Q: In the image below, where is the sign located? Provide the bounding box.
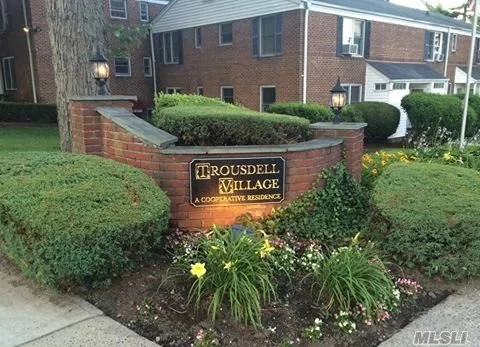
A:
[190,157,285,207]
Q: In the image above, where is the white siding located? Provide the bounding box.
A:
[388,88,410,139]
[152,0,302,33]
[364,65,390,103]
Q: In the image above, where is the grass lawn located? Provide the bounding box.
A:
[0,126,60,152]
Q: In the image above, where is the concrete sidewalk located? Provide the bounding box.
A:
[379,281,480,347]
[0,256,157,347]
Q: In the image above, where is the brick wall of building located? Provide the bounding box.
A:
[0,0,164,107]
[155,10,303,111]
[69,97,366,230]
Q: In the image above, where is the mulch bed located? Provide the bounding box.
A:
[83,250,451,347]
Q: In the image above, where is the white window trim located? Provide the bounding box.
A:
[258,15,282,57]
[195,27,202,49]
[392,82,407,90]
[2,56,16,91]
[374,83,387,91]
[220,86,234,102]
[341,84,362,104]
[166,87,182,94]
[259,85,276,112]
[143,57,152,77]
[219,23,233,46]
[452,34,458,53]
[343,17,366,58]
[114,56,131,77]
[162,32,180,65]
[109,0,128,20]
[196,86,204,95]
[139,2,149,22]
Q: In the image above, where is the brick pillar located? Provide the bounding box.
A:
[69,96,137,155]
[310,122,367,181]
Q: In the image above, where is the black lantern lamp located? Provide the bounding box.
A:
[330,77,347,124]
[90,50,110,96]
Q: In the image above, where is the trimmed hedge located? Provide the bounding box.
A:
[0,153,170,288]
[267,102,334,123]
[0,102,57,123]
[371,162,480,279]
[155,92,233,112]
[342,102,400,141]
[401,92,478,138]
[153,105,311,146]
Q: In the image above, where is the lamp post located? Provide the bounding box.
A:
[330,77,347,124]
[90,50,110,96]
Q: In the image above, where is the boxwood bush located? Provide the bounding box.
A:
[155,92,232,112]
[0,102,57,123]
[370,162,480,279]
[153,105,311,146]
[401,92,478,138]
[0,152,170,288]
[342,102,400,142]
[267,102,334,123]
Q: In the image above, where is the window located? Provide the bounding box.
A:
[393,83,407,90]
[0,0,8,31]
[341,84,362,104]
[342,18,365,57]
[260,86,276,111]
[451,34,458,52]
[162,31,181,64]
[434,82,445,89]
[375,83,387,91]
[110,0,127,19]
[425,31,445,61]
[166,87,182,94]
[195,27,202,48]
[253,14,282,57]
[114,56,131,76]
[219,23,233,46]
[139,2,149,22]
[221,87,234,104]
[2,57,16,90]
[143,57,152,77]
[197,86,204,96]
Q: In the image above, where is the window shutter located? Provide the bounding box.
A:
[252,18,259,57]
[178,31,184,64]
[476,38,480,64]
[364,21,372,59]
[424,31,432,61]
[336,16,344,57]
[442,32,448,56]
[157,34,164,64]
[275,13,283,54]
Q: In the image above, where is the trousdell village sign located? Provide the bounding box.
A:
[190,157,285,207]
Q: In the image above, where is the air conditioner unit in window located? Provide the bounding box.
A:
[434,52,445,62]
[343,44,359,56]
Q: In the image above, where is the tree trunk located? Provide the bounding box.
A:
[45,0,106,152]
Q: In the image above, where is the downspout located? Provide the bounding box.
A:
[443,27,451,82]
[150,30,158,96]
[302,0,311,104]
[21,0,37,103]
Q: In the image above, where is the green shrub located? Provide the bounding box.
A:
[401,92,478,139]
[371,162,480,279]
[0,102,57,123]
[309,239,397,320]
[173,226,276,328]
[0,152,170,288]
[154,92,232,112]
[153,105,310,146]
[342,102,400,142]
[244,164,369,245]
[267,102,334,123]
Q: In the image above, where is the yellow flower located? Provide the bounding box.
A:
[400,156,409,163]
[381,160,387,167]
[443,152,454,161]
[223,261,233,271]
[211,245,219,251]
[372,169,378,175]
[259,239,275,258]
[190,263,206,278]
[362,163,369,169]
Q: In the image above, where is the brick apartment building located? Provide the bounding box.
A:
[0,0,167,108]
[151,0,480,138]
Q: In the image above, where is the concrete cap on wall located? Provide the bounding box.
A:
[310,122,368,130]
[69,95,138,102]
